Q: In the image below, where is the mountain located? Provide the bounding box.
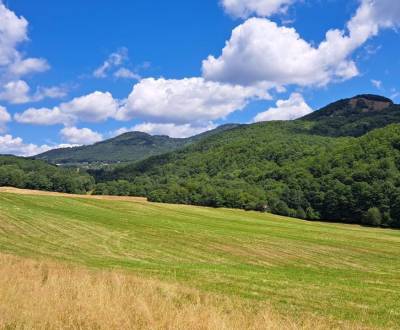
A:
[35,94,400,166]
[301,94,400,137]
[35,124,241,166]
[90,95,400,228]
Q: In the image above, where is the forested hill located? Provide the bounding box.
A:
[301,94,400,137]
[91,114,400,228]
[35,124,240,166]
[35,94,400,167]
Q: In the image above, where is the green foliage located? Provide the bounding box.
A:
[363,208,382,226]
[0,156,94,194]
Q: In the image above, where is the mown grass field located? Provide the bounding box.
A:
[0,188,399,329]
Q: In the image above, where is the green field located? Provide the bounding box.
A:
[1,191,399,328]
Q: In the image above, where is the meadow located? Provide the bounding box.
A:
[0,188,399,329]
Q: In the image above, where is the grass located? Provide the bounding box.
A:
[0,253,343,330]
[0,189,399,328]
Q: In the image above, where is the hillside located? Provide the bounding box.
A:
[35,124,240,166]
[302,94,400,137]
[92,118,400,228]
[0,189,399,328]
[0,155,94,193]
[34,95,400,166]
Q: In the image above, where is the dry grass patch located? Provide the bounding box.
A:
[0,254,365,330]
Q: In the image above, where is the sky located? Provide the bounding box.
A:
[0,0,399,156]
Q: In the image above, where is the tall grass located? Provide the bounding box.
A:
[0,254,364,330]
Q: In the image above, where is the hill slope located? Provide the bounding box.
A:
[92,120,400,228]
[34,94,400,165]
[0,190,399,328]
[35,124,240,166]
[302,94,400,137]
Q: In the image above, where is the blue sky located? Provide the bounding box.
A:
[0,0,399,155]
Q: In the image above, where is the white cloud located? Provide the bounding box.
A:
[0,1,28,67]
[93,48,128,78]
[8,57,49,76]
[0,2,62,105]
[221,0,295,18]
[0,105,11,132]
[114,67,141,80]
[115,122,216,138]
[253,92,312,122]
[0,80,68,104]
[0,2,49,76]
[0,80,31,103]
[16,79,268,129]
[59,91,119,122]
[60,126,103,145]
[202,18,358,87]
[15,91,119,125]
[371,79,382,90]
[14,107,73,126]
[0,134,52,156]
[55,143,80,149]
[117,77,270,124]
[203,0,400,88]
[34,86,68,100]
[0,105,11,122]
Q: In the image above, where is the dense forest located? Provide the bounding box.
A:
[0,156,94,194]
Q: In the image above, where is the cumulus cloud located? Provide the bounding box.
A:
[115,122,216,138]
[0,1,29,67]
[0,2,66,105]
[0,80,31,103]
[59,91,119,122]
[117,77,270,124]
[0,134,52,156]
[0,105,11,132]
[221,0,295,18]
[16,77,268,129]
[14,107,73,126]
[0,2,49,75]
[1,82,68,105]
[15,91,119,125]
[60,126,103,145]
[202,18,357,86]
[203,0,400,88]
[8,57,49,77]
[253,92,312,122]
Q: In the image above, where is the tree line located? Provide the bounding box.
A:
[0,156,94,194]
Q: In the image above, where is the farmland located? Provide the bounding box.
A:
[0,188,399,329]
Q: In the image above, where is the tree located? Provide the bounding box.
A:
[363,208,382,226]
